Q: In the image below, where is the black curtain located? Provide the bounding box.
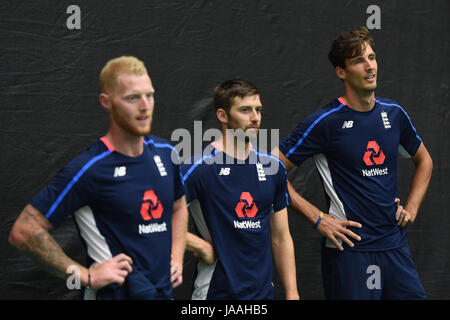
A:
[0,0,448,299]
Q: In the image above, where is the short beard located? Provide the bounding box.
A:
[111,104,152,137]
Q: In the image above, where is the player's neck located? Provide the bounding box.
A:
[342,87,375,112]
[217,134,251,160]
[104,127,144,157]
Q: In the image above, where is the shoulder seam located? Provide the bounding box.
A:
[45,150,112,219]
[145,139,175,150]
[181,151,216,184]
[285,103,345,157]
[377,101,422,142]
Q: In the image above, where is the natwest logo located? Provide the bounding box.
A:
[235,192,258,218]
[363,140,385,166]
[140,189,164,220]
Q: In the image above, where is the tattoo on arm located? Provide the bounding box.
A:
[14,205,77,279]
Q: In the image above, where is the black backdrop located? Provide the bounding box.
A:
[0,0,448,300]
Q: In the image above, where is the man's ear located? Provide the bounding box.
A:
[336,66,346,80]
[216,108,228,125]
[99,93,112,111]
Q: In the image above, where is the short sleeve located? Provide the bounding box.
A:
[272,160,290,212]
[279,111,329,166]
[398,107,422,157]
[30,158,93,226]
[180,162,200,205]
[173,162,185,201]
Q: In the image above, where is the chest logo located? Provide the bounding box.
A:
[256,162,266,181]
[342,120,354,129]
[363,140,386,166]
[114,166,126,177]
[381,112,391,129]
[219,167,231,176]
[154,155,167,176]
[235,192,258,218]
[139,189,164,220]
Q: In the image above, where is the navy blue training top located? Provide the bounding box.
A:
[31,135,184,299]
[279,96,422,251]
[181,142,290,299]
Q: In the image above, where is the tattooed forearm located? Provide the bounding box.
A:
[25,230,74,279]
[10,205,79,280]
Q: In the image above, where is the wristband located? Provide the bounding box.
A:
[314,211,324,228]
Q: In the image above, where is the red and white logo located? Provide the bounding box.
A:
[235,192,258,218]
[139,189,164,220]
[363,140,385,166]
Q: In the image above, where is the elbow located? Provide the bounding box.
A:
[9,220,34,251]
[271,234,291,250]
[423,148,434,174]
[429,156,434,174]
[271,234,280,249]
[424,154,434,180]
[9,223,25,249]
[9,204,50,251]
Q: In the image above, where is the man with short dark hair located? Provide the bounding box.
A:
[273,27,433,299]
[182,79,299,300]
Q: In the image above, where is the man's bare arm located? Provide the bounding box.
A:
[186,232,216,265]
[9,204,84,280]
[397,142,433,227]
[270,208,299,300]
[171,195,189,288]
[9,204,133,289]
[272,147,362,251]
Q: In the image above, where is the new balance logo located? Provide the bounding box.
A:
[381,112,391,129]
[114,166,126,177]
[154,156,167,176]
[342,120,354,129]
[219,167,230,176]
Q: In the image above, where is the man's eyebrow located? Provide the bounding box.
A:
[238,105,263,108]
[124,90,155,96]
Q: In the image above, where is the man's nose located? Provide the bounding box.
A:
[365,58,375,70]
[249,108,259,122]
[139,95,153,111]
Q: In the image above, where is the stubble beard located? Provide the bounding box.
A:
[111,103,152,137]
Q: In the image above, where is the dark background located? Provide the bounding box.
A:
[0,0,448,300]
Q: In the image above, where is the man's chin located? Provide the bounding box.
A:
[364,82,377,91]
[138,127,152,137]
[245,128,259,135]
[244,130,258,143]
[129,125,152,137]
[136,120,152,136]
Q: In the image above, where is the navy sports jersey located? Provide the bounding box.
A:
[279,97,422,251]
[180,142,290,300]
[30,135,184,299]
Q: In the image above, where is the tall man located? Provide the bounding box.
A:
[9,56,188,299]
[181,79,299,300]
[273,27,433,299]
